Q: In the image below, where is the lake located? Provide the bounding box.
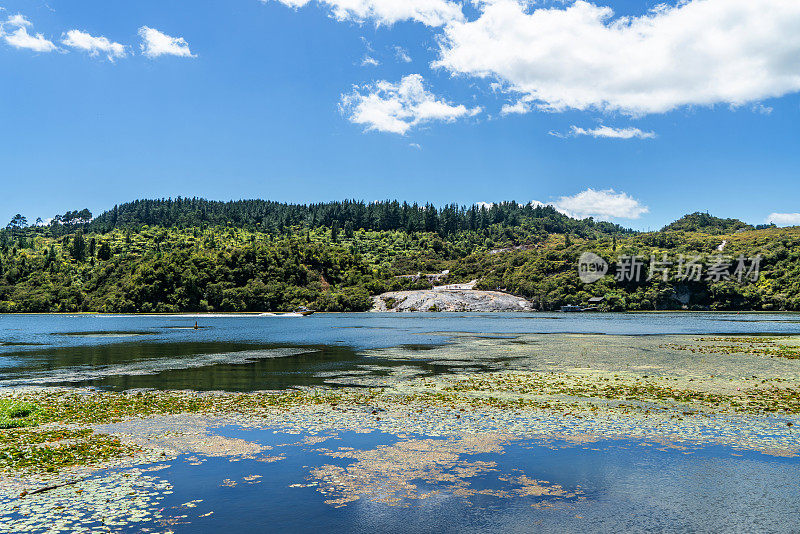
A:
[2,312,799,391]
[2,312,799,533]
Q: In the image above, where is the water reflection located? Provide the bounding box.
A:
[2,312,799,391]
[148,429,800,533]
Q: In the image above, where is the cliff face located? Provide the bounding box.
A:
[371,289,534,312]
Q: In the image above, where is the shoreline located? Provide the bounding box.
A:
[2,310,800,316]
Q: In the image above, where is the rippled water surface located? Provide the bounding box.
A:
[3,313,800,533]
[155,429,799,534]
[9,427,798,534]
[1,312,799,390]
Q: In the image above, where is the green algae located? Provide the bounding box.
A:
[0,400,39,429]
[0,428,136,473]
[661,335,800,359]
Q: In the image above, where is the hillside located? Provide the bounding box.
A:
[1,200,799,312]
[661,212,754,234]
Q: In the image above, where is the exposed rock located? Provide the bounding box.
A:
[371,289,534,312]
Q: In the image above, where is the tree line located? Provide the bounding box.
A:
[76,198,630,237]
[1,199,797,313]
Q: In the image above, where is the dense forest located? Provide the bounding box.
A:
[84,198,630,237]
[1,200,798,312]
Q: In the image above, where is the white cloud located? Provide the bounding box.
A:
[340,73,481,135]
[1,14,57,52]
[4,14,30,28]
[766,213,800,227]
[550,125,656,139]
[268,0,464,27]
[475,197,645,220]
[500,100,531,115]
[62,30,126,61]
[409,142,422,150]
[361,55,380,67]
[138,26,195,58]
[434,0,800,115]
[394,46,412,63]
[552,189,649,220]
[752,103,773,115]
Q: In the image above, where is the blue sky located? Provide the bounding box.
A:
[1,0,799,230]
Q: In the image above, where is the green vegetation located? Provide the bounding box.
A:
[0,427,132,473]
[0,400,39,429]
[1,199,800,312]
[661,212,754,234]
[661,336,800,359]
[85,198,629,236]
[1,369,798,473]
[440,372,800,414]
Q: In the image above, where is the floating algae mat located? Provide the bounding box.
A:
[2,312,800,532]
[3,426,799,533]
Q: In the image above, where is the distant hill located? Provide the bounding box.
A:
[662,212,754,234]
[85,198,631,237]
[2,198,799,313]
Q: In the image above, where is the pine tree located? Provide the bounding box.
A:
[71,232,86,261]
[97,242,112,261]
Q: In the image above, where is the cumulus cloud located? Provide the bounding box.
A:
[138,26,195,58]
[434,0,800,115]
[550,125,656,139]
[500,100,531,115]
[339,73,481,135]
[268,0,464,27]
[0,14,57,52]
[552,189,648,219]
[766,213,800,227]
[62,30,126,61]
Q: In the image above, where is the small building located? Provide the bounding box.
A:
[587,296,605,305]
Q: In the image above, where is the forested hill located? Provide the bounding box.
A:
[661,212,763,234]
[1,198,799,313]
[88,198,631,237]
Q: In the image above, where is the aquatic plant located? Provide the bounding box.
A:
[0,400,39,429]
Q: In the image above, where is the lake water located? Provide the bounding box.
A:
[152,429,800,534]
[1,312,799,391]
[2,313,800,533]
[5,426,800,533]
